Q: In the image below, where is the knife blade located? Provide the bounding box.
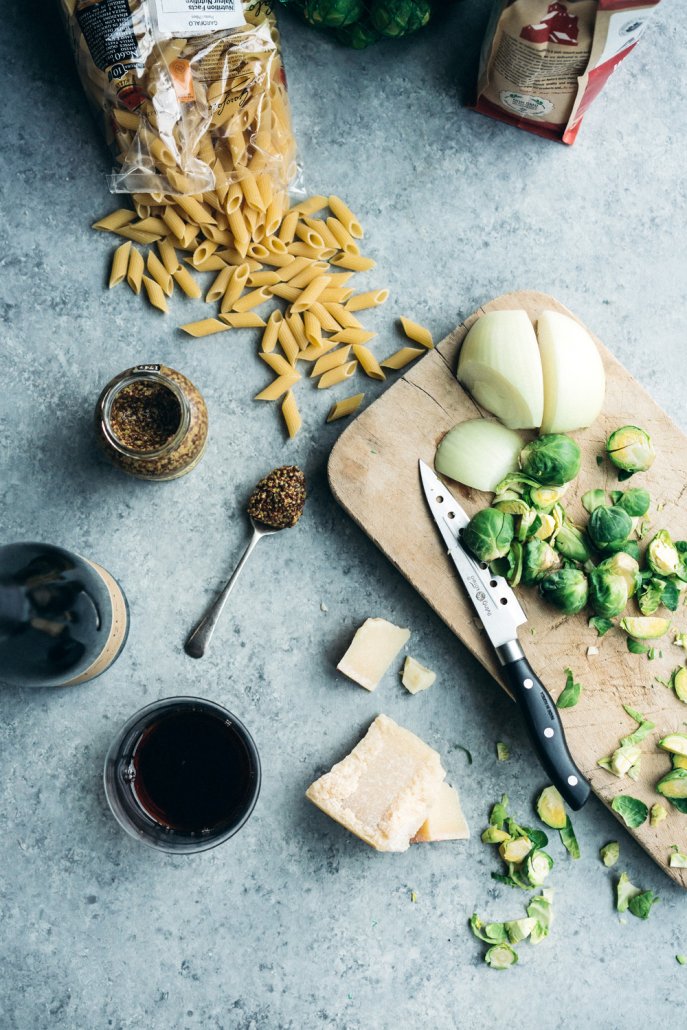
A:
[419,460,590,811]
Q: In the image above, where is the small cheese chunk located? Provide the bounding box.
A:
[401,656,436,694]
[337,617,410,691]
[412,782,470,843]
[306,714,445,852]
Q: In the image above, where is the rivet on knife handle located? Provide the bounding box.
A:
[497,642,590,811]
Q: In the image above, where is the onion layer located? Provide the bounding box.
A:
[435,419,524,493]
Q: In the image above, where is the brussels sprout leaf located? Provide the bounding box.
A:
[616,871,641,912]
[496,741,510,762]
[611,794,649,828]
[589,616,614,636]
[556,667,581,709]
[559,817,580,859]
[628,890,660,920]
[600,842,619,867]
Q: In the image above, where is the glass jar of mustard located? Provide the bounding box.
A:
[95,365,208,481]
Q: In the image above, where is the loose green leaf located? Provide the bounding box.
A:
[663,581,681,612]
[557,667,581,709]
[677,955,687,965]
[650,804,667,827]
[669,849,687,868]
[456,744,473,765]
[527,890,553,944]
[489,794,509,828]
[469,914,508,944]
[496,741,510,762]
[627,638,649,655]
[504,917,537,944]
[611,795,649,828]
[620,705,655,746]
[485,943,518,969]
[628,890,660,920]
[616,871,642,912]
[582,489,606,514]
[600,842,619,867]
[521,826,549,850]
[559,817,580,859]
[589,616,614,637]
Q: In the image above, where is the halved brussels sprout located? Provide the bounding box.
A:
[588,505,633,552]
[647,530,680,577]
[530,483,570,509]
[481,826,511,844]
[538,568,588,614]
[658,734,687,757]
[534,513,556,540]
[620,616,671,640]
[673,667,687,704]
[588,568,629,619]
[504,917,537,944]
[520,435,581,486]
[554,521,591,563]
[521,538,560,586]
[536,785,567,829]
[494,493,530,516]
[649,803,667,827]
[499,836,532,864]
[600,842,619,867]
[597,552,641,598]
[526,850,553,886]
[462,508,515,563]
[607,425,656,477]
[485,943,518,969]
[656,768,687,800]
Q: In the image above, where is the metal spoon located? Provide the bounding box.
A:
[184,517,277,659]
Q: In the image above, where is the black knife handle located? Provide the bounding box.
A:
[501,655,590,811]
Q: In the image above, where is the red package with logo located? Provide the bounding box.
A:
[474,1,662,144]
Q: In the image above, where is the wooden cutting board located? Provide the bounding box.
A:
[328,290,687,886]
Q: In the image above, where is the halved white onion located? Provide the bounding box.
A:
[457,310,544,430]
[537,311,605,434]
[435,419,524,492]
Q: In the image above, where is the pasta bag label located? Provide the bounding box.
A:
[169,58,196,102]
[474,0,662,144]
[151,0,245,36]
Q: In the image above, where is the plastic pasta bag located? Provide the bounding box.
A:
[474,0,662,144]
[59,0,298,199]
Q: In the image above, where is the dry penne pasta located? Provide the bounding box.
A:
[185,255,227,273]
[162,206,186,239]
[126,247,144,294]
[157,238,179,276]
[352,344,385,381]
[292,275,331,314]
[297,340,338,362]
[219,313,267,328]
[331,253,376,272]
[326,393,365,423]
[380,346,425,370]
[261,250,297,268]
[255,372,300,401]
[399,317,434,349]
[278,320,300,364]
[286,311,309,351]
[309,302,342,332]
[288,263,329,290]
[311,347,351,378]
[328,196,363,239]
[281,390,301,439]
[270,283,300,302]
[345,289,389,312]
[192,240,218,266]
[117,227,161,245]
[146,251,173,296]
[303,217,340,251]
[324,303,363,330]
[295,223,325,250]
[261,310,283,353]
[319,288,354,303]
[317,361,357,389]
[292,195,328,217]
[277,209,299,244]
[288,242,333,261]
[221,264,250,311]
[247,271,281,288]
[261,352,294,377]
[206,266,233,304]
[176,196,215,226]
[326,217,359,253]
[180,318,232,337]
[93,209,136,232]
[329,328,376,345]
[133,217,169,236]
[109,241,131,288]
[142,275,168,313]
[233,287,272,312]
[173,266,202,299]
[303,310,322,348]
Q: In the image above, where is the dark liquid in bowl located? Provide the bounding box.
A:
[132,710,252,832]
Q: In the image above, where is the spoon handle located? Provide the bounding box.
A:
[184,528,262,659]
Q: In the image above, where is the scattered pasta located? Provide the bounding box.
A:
[399,317,434,349]
[281,391,302,439]
[380,346,425,370]
[326,393,365,423]
[109,242,131,289]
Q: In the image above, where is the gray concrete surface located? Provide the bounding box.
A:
[1,1,686,1027]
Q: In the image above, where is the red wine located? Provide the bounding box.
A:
[132,709,252,832]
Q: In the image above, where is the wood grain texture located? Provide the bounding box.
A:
[328,290,687,886]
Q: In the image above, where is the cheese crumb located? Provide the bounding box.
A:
[401,656,436,694]
[305,714,445,852]
[587,646,599,657]
[337,617,410,691]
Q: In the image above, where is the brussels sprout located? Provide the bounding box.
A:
[462,508,514,563]
[598,743,642,778]
[304,0,365,26]
[493,491,530,516]
[538,568,588,614]
[611,794,648,828]
[489,794,509,828]
[520,435,581,486]
[485,943,518,969]
[554,521,591,563]
[499,836,532,864]
[588,505,633,552]
[536,785,566,829]
[620,615,671,640]
[600,841,619,867]
[481,826,511,844]
[656,769,687,812]
[596,552,641,599]
[527,890,553,944]
[504,917,537,944]
[581,489,606,514]
[588,568,628,619]
[608,539,641,562]
[534,513,556,539]
[647,529,680,576]
[516,508,542,542]
[612,488,651,517]
[649,804,667,827]
[530,483,570,509]
[336,18,382,46]
[521,538,560,586]
[370,0,431,37]
[525,850,553,885]
[674,754,687,770]
[607,425,656,478]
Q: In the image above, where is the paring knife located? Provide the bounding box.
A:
[419,460,590,811]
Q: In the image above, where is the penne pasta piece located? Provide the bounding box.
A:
[326,217,359,253]
[255,371,300,401]
[291,275,331,314]
[261,250,298,268]
[232,286,272,311]
[92,209,136,232]
[239,170,266,211]
[277,320,300,365]
[279,256,316,283]
[185,255,227,272]
[109,241,131,288]
[260,352,294,376]
[265,235,289,256]
[345,289,389,312]
[399,316,434,349]
[303,310,322,348]
[116,227,161,245]
[331,253,376,272]
[219,312,267,328]
[261,310,283,353]
[288,263,329,290]
[216,247,253,266]
[225,182,243,214]
[297,339,337,362]
[247,270,281,287]
[380,346,424,370]
[302,217,340,250]
[112,108,139,131]
[291,195,328,217]
[309,301,342,333]
[277,208,299,245]
[330,328,376,345]
[132,217,169,236]
[269,283,300,302]
[142,275,168,313]
[326,393,365,423]
[317,361,357,389]
[146,251,173,296]
[173,265,202,299]
[311,346,351,378]
[176,195,216,225]
[285,311,309,350]
[264,196,283,237]
[319,287,354,304]
[352,344,385,381]
[158,238,179,275]
[325,272,354,286]
[247,243,270,261]
[192,239,218,266]
[200,225,233,245]
[287,242,329,261]
[328,195,363,238]
[281,390,301,439]
[126,247,144,294]
[221,263,250,311]
[295,222,325,250]
[180,318,232,337]
[324,302,363,330]
[162,206,187,239]
[206,265,233,303]
[257,172,274,212]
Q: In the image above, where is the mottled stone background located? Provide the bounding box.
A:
[1,1,686,1027]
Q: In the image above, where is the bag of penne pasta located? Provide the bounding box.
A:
[59,0,297,198]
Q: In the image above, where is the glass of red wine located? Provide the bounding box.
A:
[104,697,261,852]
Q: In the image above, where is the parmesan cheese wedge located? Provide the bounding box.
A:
[412,781,470,843]
[401,656,436,694]
[337,617,410,691]
[306,714,446,852]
